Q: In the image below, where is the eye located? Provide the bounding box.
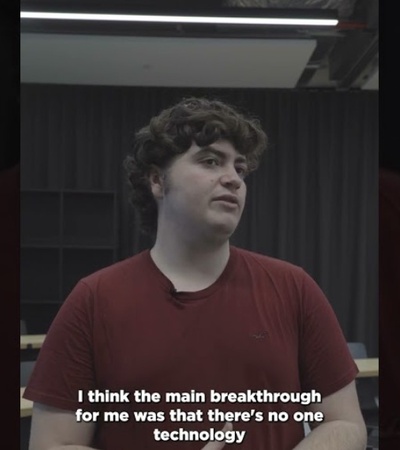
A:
[203,158,220,167]
[236,166,249,179]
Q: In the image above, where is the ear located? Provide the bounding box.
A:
[148,166,165,200]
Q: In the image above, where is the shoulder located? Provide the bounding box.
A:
[78,250,148,291]
[44,252,151,343]
[231,246,328,307]
[232,246,305,279]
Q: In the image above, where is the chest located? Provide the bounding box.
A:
[95,285,302,393]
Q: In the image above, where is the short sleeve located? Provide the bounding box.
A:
[23,281,97,411]
[298,270,359,398]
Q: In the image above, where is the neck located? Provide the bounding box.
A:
[150,226,231,291]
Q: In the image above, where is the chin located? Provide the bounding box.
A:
[209,220,238,238]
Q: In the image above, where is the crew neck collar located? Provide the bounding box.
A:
[141,245,239,301]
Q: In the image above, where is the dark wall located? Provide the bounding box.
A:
[20,84,379,356]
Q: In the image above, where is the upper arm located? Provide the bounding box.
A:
[29,402,96,450]
[306,381,366,432]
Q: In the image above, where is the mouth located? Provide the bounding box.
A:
[213,195,239,206]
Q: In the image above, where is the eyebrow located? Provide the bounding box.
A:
[196,146,248,165]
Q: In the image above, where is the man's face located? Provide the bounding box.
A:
[153,140,248,241]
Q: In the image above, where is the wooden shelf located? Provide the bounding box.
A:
[21,243,60,249]
[21,300,61,305]
[61,244,116,249]
[62,189,115,194]
[21,189,118,333]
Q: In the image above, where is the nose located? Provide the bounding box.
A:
[219,166,243,190]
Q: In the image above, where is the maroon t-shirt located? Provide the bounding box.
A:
[24,246,358,450]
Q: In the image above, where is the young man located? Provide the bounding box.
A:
[24,98,367,449]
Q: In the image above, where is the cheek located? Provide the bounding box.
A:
[240,184,247,200]
[173,173,214,204]
[186,173,216,193]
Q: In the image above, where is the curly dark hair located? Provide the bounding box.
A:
[123,97,268,236]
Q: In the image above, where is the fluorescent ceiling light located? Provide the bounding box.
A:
[20,12,338,27]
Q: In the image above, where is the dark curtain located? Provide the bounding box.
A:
[20,84,378,356]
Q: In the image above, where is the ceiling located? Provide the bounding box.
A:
[20,0,379,90]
